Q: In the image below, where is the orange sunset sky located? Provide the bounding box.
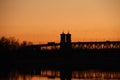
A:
[0,0,120,44]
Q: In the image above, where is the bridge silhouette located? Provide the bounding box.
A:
[1,32,120,80]
[29,32,120,51]
[22,32,120,70]
[17,32,120,80]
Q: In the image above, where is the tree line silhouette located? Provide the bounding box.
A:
[0,36,32,52]
[0,36,34,69]
[0,36,59,69]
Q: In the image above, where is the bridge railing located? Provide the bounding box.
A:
[30,41,120,51]
[72,41,120,49]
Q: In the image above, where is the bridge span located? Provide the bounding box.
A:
[30,41,120,50]
[27,32,120,51]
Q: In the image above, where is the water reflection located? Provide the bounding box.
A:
[9,70,60,80]
[8,70,120,80]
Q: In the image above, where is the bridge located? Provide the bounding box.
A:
[30,41,120,50]
[29,32,120,51]
[12,32,120,80]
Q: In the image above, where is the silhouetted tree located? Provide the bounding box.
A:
[0,37,10,51]
[0,36,20,52]
[8,37,20,51]
[20,41,32,47]
[21,41,27,47]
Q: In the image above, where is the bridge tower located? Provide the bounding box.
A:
[66,32,72,49]
[60,32,66,50]
[66,32,71,43]
[60,32,66,43]
[60,32,72,50]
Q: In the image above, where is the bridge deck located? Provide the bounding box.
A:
[30,41,120,50]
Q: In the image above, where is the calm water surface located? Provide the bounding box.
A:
[4,70,120,80]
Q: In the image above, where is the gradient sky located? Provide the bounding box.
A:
[0,0,120,44]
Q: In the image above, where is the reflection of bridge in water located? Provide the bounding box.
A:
[34,70,120,79]
[10,70,120,80]
[30,32,120,50]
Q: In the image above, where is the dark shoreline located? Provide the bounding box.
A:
[0,48,120,74]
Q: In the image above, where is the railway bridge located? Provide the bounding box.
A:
[29,32,120,51]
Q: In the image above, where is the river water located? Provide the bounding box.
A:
[1,69,120,80]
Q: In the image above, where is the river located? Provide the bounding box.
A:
[1,69,120,80]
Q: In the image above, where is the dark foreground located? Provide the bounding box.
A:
[1,48,120,71]
[0,49,120,80]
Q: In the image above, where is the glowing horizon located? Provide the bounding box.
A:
[0,0,120,44]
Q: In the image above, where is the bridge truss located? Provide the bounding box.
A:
[72,41,120,49]
[31,41,120,50]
